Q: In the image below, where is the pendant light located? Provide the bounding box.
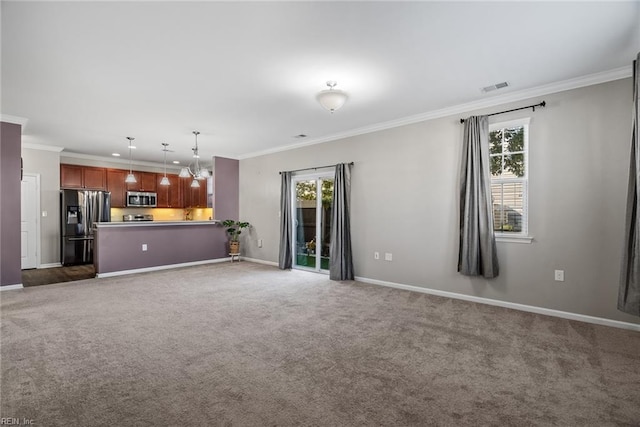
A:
[317,80,348,113]
[125,137,137,183]
[160,143,170,186]
[179,131,209,188]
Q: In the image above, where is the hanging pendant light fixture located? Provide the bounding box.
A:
[317,80,348,113]
[179,131,209,188]
[160,143,170,186]
[125,137,137,183]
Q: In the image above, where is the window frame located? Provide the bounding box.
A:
[489,117,533,244]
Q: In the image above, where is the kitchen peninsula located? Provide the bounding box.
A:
[93,156,239,277]
[94,220,229,277]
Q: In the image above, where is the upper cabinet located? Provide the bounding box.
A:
[182,177,209,208]
[156,174,182,208]
[60,164,106,190]
[125,171,157,192]
[106,169,127,208]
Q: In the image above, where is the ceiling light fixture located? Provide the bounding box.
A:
[178,131,209,188]
[160,143,170,186]
[316,80,348,113]
[125,137,137,184]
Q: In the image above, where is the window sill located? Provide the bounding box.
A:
[495,235,533,244]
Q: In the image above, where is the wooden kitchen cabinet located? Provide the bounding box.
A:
[156,174,182,208]
[182,177,208,208]
[106,169,127,208]
[61,164,106,190]
[125,171,158,192]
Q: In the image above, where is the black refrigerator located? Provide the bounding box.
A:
[60,189,111,265]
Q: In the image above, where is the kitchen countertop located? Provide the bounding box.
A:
[95,220,221,228]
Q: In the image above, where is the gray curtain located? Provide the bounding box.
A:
[458,115,499,279]
[330,163,354,280]
[278,172,293,269]
[619,53,640,316]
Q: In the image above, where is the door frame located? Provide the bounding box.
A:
[291,171,333,274]
[21,173,42,269]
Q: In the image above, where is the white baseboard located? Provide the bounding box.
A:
[242,257,279,267]
[39,262,62,269]
[355,276,640,332]
[0,284,24,291]
[96,258,231,278]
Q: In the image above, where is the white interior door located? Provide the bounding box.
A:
[21,174,39,269]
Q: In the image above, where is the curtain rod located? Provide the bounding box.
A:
[459,101,546,124]
[279,162,354,175]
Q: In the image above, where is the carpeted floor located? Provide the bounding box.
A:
[1,262,639,426]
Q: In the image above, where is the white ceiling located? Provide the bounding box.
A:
[2,1,639,167]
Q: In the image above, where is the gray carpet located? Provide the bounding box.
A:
[1,262,639,426]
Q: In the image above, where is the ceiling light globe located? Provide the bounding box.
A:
[190,179,201,188]
[125,173,137,183]
[317,89,348,113]
[160,176,170,186]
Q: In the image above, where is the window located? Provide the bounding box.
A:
[489,118,530,242]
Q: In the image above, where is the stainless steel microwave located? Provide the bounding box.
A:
[126,191,157,208]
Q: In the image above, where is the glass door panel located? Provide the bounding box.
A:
[293,175,334,272]
[294,180,317,269]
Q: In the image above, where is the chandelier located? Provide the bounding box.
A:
[179,131,209,188]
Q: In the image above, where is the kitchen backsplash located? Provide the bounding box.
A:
[111,207,214,222]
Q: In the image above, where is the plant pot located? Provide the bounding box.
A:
[229,241,240,254]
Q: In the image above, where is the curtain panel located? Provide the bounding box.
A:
[278,172,293,269]
[619,53,640,316]
[458,115,499,279]
[330,163,354,280]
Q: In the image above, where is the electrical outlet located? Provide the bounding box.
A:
[142,244,148,252]
[258,239,263,248]
[554,270,564,281]
[374,251,380,260]
[385,253,393,261]
[42,211,48,217]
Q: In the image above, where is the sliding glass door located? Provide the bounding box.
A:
[293,173,334,272]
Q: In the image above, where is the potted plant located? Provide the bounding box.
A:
[221,220,251,254]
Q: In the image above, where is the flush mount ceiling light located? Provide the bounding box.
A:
[160,143,170,186]
[316,80,348,113]
[178,131,210,188]
[125,137,137,184]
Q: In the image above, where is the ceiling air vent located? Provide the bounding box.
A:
[482,81,509,93]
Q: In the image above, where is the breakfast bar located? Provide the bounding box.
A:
[94,220,228,277]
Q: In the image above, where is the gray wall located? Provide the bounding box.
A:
[1,122,22,286]
[21,147,61,265]
[239,78,640,325]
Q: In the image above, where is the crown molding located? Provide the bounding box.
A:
[238,65,632,160]
[22,142,64,152]
[0,114,28,127]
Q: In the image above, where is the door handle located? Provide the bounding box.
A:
[68,237,94,241]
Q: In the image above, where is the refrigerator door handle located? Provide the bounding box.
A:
[68,237,94,241]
